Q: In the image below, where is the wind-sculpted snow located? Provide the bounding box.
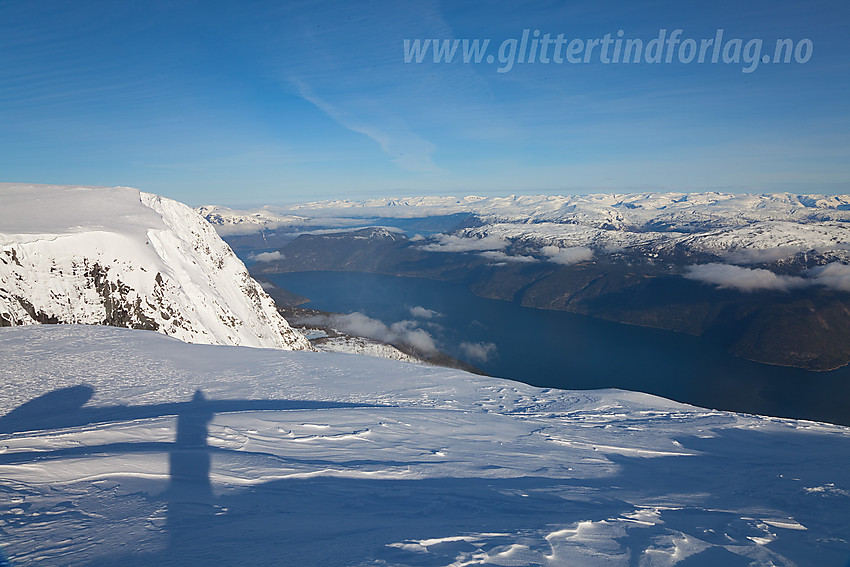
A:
[1,325,848,566]
[0,184,310,350]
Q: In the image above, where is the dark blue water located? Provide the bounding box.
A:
[268,271,850,425]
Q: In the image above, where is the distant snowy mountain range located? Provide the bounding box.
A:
[0,184,310,350]
[199,192,850,269]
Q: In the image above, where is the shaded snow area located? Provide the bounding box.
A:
[1,326,848,566]
[0,184,309,350]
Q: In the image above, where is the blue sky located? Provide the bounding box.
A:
[1,0,848,206]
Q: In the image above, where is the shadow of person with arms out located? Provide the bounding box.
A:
[0,385,384,563]
[166,390,216,552]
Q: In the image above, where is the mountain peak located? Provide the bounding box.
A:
[0,184,310,350]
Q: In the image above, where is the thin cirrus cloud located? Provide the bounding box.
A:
[263,0,502,176]
[268,2,447,174]
[293,81,439,173]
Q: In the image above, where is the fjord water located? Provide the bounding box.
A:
[268,271,850,425]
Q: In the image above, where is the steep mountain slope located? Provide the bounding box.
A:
[1,325,848,566]
[0,184,309,350]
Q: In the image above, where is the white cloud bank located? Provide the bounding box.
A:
[480,250,537,263]
[421,234,508,253]
[252,251,284,262]
[808,262,850,292]
[459,341,497,363]
[421,237,593,266]
[409,306,442,319]
[541,245,594,265]
[299,312,437,354]
[685,262,850,292]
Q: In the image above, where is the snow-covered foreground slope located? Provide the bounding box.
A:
[1,325,848,566]
[0,184,309,350]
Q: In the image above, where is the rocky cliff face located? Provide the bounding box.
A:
[0,184,310,351]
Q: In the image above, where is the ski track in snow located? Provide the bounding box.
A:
[1,325,849,566]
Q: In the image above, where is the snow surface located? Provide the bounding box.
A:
[1,325,848,566]
[0,184,309,350]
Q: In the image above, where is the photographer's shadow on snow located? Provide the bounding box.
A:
[167,390,214,501]
[3,386,850,567]
[0,384,368,436]
[0,385,379,559]
[0,385,217,553]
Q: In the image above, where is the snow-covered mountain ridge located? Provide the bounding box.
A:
[204,191,850,229]
[201,192,850,266]
[288,192,850,228]
[0,184,310,350]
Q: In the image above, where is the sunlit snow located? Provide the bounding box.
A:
[1,325,848,566]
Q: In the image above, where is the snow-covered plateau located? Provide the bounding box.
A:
[0,184,309,350]
[1,324,849,566]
